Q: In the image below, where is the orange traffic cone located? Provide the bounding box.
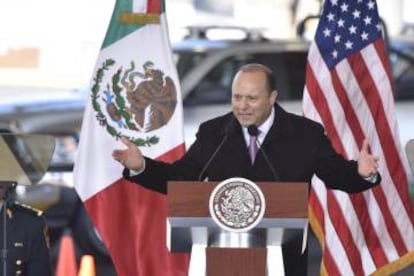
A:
[78,254,96,276]
[55,230,78,276]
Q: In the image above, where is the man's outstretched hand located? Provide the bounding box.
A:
[112,137,145,172]
[357,139,379,178]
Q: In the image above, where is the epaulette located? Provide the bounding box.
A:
[11,201,43,217]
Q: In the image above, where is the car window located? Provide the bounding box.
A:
[182,51,308,106]
[175,51,208,79]
[183,56,238,106]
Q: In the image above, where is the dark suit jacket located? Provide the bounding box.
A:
[125,104,379,194]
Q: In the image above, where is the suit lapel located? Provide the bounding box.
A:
[262,104,294,147]
[225,116,251,166]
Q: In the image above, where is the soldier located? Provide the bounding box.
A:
[0,184,52,276]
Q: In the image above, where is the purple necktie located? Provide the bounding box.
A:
[248,133,259,164]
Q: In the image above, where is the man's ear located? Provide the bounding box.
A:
[271,90,278,104]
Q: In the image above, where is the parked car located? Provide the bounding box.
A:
[0,24,413,267]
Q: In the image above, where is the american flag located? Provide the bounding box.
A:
[302,0,414,275]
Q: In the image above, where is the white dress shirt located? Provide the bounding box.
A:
[242,107,275,147]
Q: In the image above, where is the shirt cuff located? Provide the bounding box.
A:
[363,172,378,183]
[129,159,146,176]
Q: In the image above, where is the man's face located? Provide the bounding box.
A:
[231,71,277,127]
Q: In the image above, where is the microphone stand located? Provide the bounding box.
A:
[0,181,17,276]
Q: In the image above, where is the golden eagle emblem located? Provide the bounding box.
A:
[91,59,178,146]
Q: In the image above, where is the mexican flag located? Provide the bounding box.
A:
[73,0,189,275]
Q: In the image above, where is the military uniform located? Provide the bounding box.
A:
[0,201,52,276]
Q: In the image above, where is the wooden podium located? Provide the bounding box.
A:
[167,181,308,276]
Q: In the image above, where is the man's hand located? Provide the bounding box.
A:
[112,137,145,171]
[357,139,379,178]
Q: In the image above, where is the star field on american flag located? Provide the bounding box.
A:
[315,0,383,68]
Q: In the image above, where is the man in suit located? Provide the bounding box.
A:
[0,184,52,276]
[113,63,380,275]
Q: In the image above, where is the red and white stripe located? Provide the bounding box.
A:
[303,38,414,275]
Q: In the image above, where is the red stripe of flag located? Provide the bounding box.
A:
[355,41,413,217]
[330,66,388,266]
[371,41,414,224]
[374,41,394,87]
[309,190,325,235]
[156,143,185,162]
[322,246,341,276]
[328,192,365,275]
[350,46,411,255]
[146,0,161,13]
[306,62,365,274]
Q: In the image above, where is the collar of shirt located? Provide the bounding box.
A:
[242,107,275,146]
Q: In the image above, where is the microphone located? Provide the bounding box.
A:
[197,128,229,181]
[247,125,279,181]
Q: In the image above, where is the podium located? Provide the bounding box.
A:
[167,181,308,276]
